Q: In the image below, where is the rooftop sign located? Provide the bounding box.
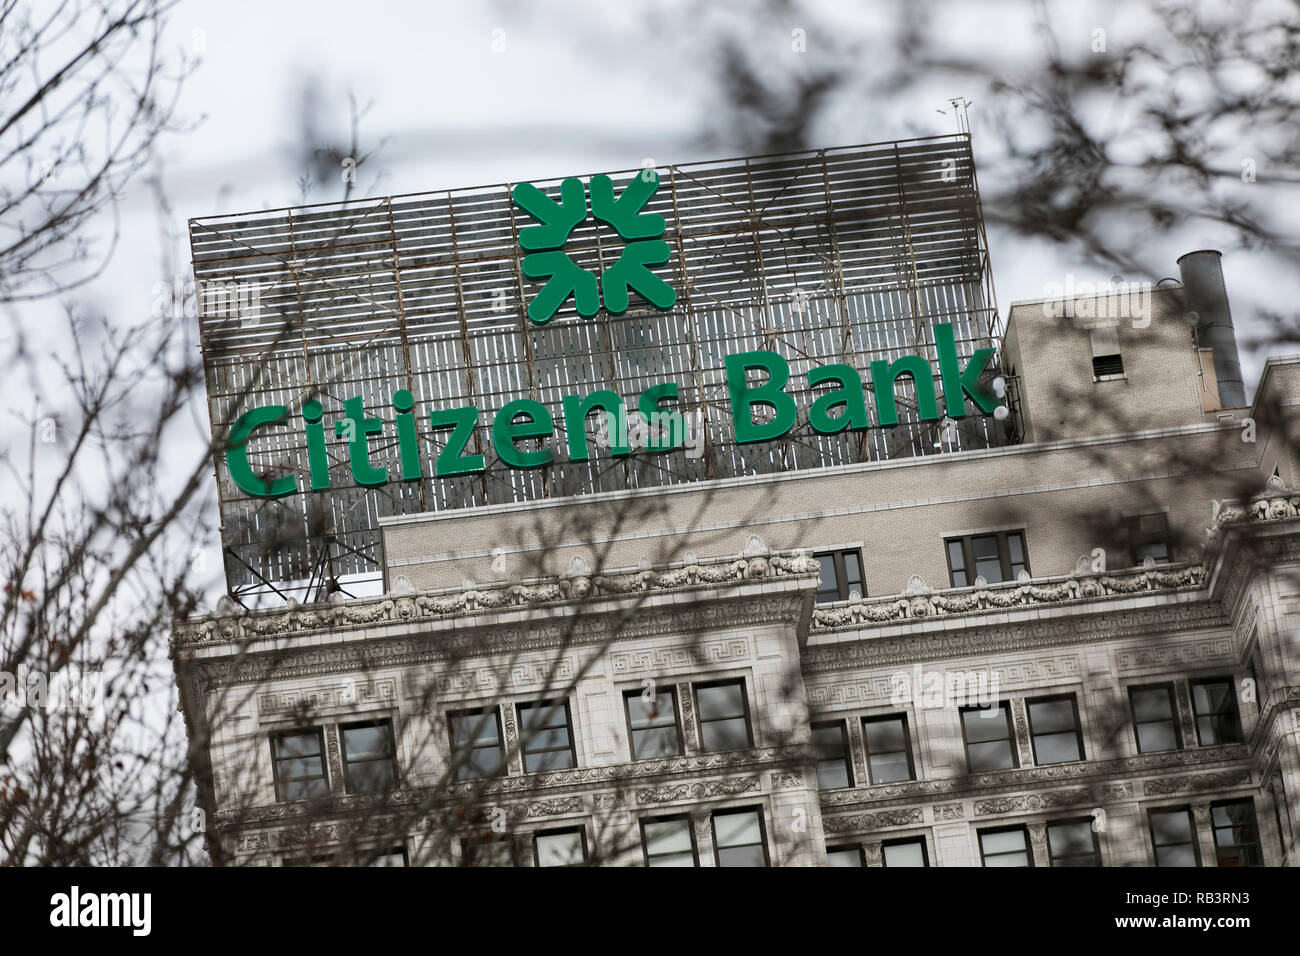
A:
[189,135,1008,592]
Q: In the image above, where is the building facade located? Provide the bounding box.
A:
[173,258,1300,867]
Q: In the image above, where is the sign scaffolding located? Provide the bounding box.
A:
[189,133,1016,597]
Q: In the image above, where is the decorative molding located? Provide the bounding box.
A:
[823,807,924,834]
[1143,768,1252,796]
[974,788,1092,816]
[635,777,761,805]
[933,803,964,820]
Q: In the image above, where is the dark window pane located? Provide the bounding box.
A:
[1028,698,1083,764]
[1191,679,1242,745]
[518,701,576,772]
[1048,820,1098,866]
[947,539,967,586]
[1151,808,1199,867]
[696,683,745,720]
[972,535,1002,583]
[1131,686,1179,754]
[827,847,863,867]
[815,553,838,600]
[275,733,320,758]
[700,716,750,752]
[842,552,863,595]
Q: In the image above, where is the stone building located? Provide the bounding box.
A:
[172,253,1300,866]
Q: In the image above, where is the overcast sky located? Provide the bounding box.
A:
[21,0,1295,599]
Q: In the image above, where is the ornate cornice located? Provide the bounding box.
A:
[173,542,819,651]
[817,744,1250,811]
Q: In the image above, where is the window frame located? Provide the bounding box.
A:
[1127,511,1171,566]
[1046,817,1102,867]
[711,806,770,867]
[861,713,916,784]
[881,836,930,867]
[960,701,1019,773]
[516,698,578,773]
[810,719,854,790]
[447,705,506,781]
[270,726,329,802]
[825,845,866,867]
[532,826,589,867]
[1149,805,1201,867]
[623,687,683,761]
[1210,798,1262,867]
[639,814,699,867]
[978,825,1034,867]
[338,718,399,794]
[693,678,754,753]
[944,530,1030,587]
[461,834,515,867]
[1128,682,1182,754]
[1025,693,1086,766]
[813,548,866,603]
[1189,676,1243,746]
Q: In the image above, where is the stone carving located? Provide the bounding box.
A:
[635,777,760,805]
[770,771,806,792]
[933,803,964,820]
[1143,768,1251,796]
[174,546,817,649]
[822,808,923,834]
[973,788,1092,816]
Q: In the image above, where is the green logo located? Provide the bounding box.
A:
[512,171,677,324]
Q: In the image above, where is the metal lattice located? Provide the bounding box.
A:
[189,133,1012,595]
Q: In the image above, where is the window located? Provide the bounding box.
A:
[961,702,1018,772]
[695,680,753,752]
[945,531,1029,587]
[1047,819,1101,866]
[1089,324,1124,379]
[1128,512,1171,565]
[826,846,864,867]
[641,816,698,867]
[1026,695,1085,765]
[979,826,1033,867]
[1149,807,1200,867]
[624,688,681,760]
[370,846,408,867]
[882,837,929,867]
[448,707,504,780]
[271,728,329,801]
[1211,799,1261,867]
[517,700,577,772]
[534,828,587,867]
[811,721,853,790]
[462,836,513,867]
[814,548,865,603]
[1190,678,1243,745]
[862,714,915,784]
[712,808,768,867]
[340,720,397,793]
[1129,684,1181,753]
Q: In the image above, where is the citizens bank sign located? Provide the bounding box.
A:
[226,322,1001,497]
[191,136,1009,587]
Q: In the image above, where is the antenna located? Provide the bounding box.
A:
[940,97,972,135]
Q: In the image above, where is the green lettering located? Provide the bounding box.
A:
[493,399,553,469]
[393,389,422,481]
[807,364,868,434]
[725,350,796,443]
[934,322,998,418]
[429,405,484,477]
[302,400,331,491]
[638,381,680,452]
[335,395,388,486]
[226,406,298,498]
[562,389,628,462]
[870,355,938,427]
